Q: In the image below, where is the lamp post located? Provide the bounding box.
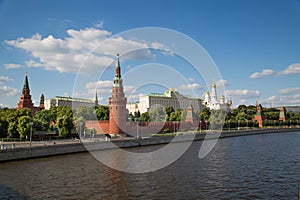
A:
[229,120,230,131]
[200,121,202,133]
[136,122,139,139]
[29,122,33,148]
[79,121,83,139]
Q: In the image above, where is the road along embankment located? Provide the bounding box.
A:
[0,128,299,162]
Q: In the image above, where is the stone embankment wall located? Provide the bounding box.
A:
[1,128,299,162]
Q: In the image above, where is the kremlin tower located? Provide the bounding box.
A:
[17,74,34,112]
[17,73,44,114]
[109,55,127,135]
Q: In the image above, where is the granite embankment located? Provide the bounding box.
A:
[1,128,299,162]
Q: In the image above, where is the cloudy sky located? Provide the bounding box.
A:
[1,0,300,108]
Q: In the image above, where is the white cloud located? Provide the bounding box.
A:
[215,79,229,87]
[250,69,277,79]
[180,83,202,90]
[4,27,166,74]
[225,89,260,98]
[0,76,13,84]
[280,63,300,75]
[188,77,195,82]
[278,87,300,95]
[249,63,300,79]
[25,60,45,68]
[265,94,300,106]
[0,85,19,97]
[93,21,104,29]
[4,63,23,69]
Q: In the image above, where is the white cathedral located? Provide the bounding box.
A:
[203,83,232,111]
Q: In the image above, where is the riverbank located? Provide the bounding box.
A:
[1,128,299,162]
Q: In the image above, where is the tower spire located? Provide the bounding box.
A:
[113,54,122,87]
[95,90,99,107]
[23,73,30,95]
[115,53,121,79]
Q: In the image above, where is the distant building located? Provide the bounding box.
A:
[17,74,44,114]
[127,88,204,114]
[44,96,95,110]
[203,83,232,111]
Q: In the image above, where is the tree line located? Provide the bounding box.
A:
[0,105,110,139]
[1,104,299,139]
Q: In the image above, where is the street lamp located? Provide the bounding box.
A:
[136,122,139,139]
[200,121,202,133]
[29,122,33,148]
[79,121,83,138]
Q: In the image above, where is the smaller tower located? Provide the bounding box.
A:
[204,91,210,106]
[185,104,197,124]
[279,107,287,121]
[39,94,45,109]
[220,95,225,104]
[95,90,99,107]
[17,73,34,112]
[254,101,265,127]
[211,83,217,104]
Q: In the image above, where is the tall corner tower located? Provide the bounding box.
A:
[109,54,127,134]
[17,73,34,112]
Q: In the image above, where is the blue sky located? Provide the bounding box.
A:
[1,0,300,108]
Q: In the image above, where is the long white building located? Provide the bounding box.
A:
[127,88,204,114]
[44,96,95,110]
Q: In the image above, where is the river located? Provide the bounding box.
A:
[0,131,299,199]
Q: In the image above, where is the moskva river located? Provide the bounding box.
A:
[0,131,299,199]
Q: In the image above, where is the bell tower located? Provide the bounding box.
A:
[109,54,127,135]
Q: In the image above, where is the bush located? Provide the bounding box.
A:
[163,128,170,134]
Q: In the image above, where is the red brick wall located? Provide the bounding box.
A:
[85,120,109,134]
[85,120,204,136]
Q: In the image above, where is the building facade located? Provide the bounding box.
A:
[44,96,95,110]
[127,88,204,114]
[203,83,232,111]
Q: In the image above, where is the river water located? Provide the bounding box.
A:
[0,131,299,199]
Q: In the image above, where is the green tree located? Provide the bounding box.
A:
[149,106,166,122]
[199,108,211,121]
[17,116,32,139]
[94,105,109,120]
[57,115,73,137]
[0,116,8,138]
[165,106,175,121]
[140,112,150,122]
[75,106,96,121]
